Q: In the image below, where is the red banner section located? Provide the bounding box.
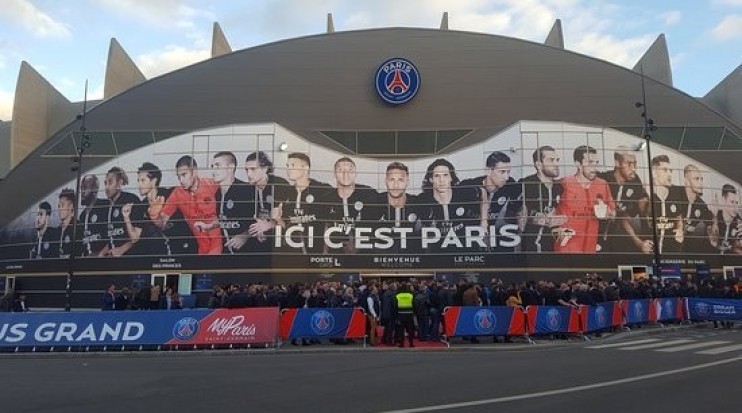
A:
[167,307,280,346]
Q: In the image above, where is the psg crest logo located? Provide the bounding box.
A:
[310,310,336,335]
[172,317,199,341]
[633,302,644,320]
[663,300,674,319]
[546,308,562,331]
[594,306,607,328]
[375,58,420,105]
[695,302,711,317]
[473,309,497,334]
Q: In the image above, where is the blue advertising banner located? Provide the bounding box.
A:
[449,307,519,337]
[687,298,742,321]
[655,298,679,322]
[584,302,615,332]
[624,299,651,324]
[529,306,577,334]
[280,308,366,340]
[0,308,280,347]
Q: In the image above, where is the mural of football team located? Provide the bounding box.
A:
[1,122,740,273]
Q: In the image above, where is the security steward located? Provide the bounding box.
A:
[394,283,416,348]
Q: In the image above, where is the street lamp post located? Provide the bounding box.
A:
[65,81,90,312]
[636,70,662,279]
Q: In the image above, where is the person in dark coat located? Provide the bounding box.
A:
[12,294,30,312]
[101,284,116,311]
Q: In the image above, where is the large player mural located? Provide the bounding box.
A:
[1,121,741,274]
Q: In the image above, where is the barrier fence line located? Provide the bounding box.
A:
[1,298,739,352]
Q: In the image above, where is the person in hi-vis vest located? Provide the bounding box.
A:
[394,283,416,348]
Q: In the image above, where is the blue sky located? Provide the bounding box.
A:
[0,0,741,121]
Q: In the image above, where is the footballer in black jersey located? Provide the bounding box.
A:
[244,151,289,253]
[417,159,481,253]
[212,152,253,254]
[676,164,714,254]
[318,157,380,254]
[597,148,648,253]
[273,152,332,254]
[29,202,58,259]
[519,146,564,253]
[98,167,143,256]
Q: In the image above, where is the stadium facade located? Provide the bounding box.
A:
[1,17,742,308]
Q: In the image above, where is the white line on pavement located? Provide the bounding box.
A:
[618,339,695,351]
[377,356,742,413]
[656,341,731,353]
[586,339,661,349]
[696,344,742,355]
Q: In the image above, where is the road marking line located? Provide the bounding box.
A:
[696,344,742,355]
[618,339,694,351]
[656,341,731,353]
[377,356,742,413]
[586,339,660,349]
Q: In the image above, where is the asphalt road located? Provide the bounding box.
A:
[2,326,741,413]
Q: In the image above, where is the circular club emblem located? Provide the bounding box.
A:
[408,213,418,222]
[113,209,120,218]
[172,317,199,341]
[266,195,273,204]
[43,242,50,250]
[473,309,497,334]
[626,188,634,197]
[64,236,71,244]
[633,302,645,320]
[456,207,465,217]
[227,199,234,210]
[310,310,336,336]
[497,196,506,206]
[354,201,364,211]
[375,58,421,105]
[695,302,711,317]
[594,306,607,328]
[663,300,674,319]
[546,308,562,331]
[670,204,677,213]
[91,214,98,223]
[694,209,701,218]
[305,194,314,204]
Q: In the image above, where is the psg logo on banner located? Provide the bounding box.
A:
[310,310,335,335]
[594,306,607,328]
[172,317,199,341]
[473,309,497,334]
[695,302,711,317]
[546,308,562,331]
[633,301,645,320]
[375,58,421,105]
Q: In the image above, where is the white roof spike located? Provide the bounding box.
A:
[440,12,449,30]
[544,19,564,49]
[104,38,146,99]
[632,34,673,86]
[327,13,335,33]
[703,64,742,128]
[10,61,75,168]
[212,22,232,57]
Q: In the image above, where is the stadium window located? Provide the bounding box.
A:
[113,131,156,155]
[679,127,725,150]
[718,129,742,150]
[43,133,78,157]
[397,131,436,154]
[321,131,358,153]
[357,131,396,155]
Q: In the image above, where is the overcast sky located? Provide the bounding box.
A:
[0,0,741,121]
